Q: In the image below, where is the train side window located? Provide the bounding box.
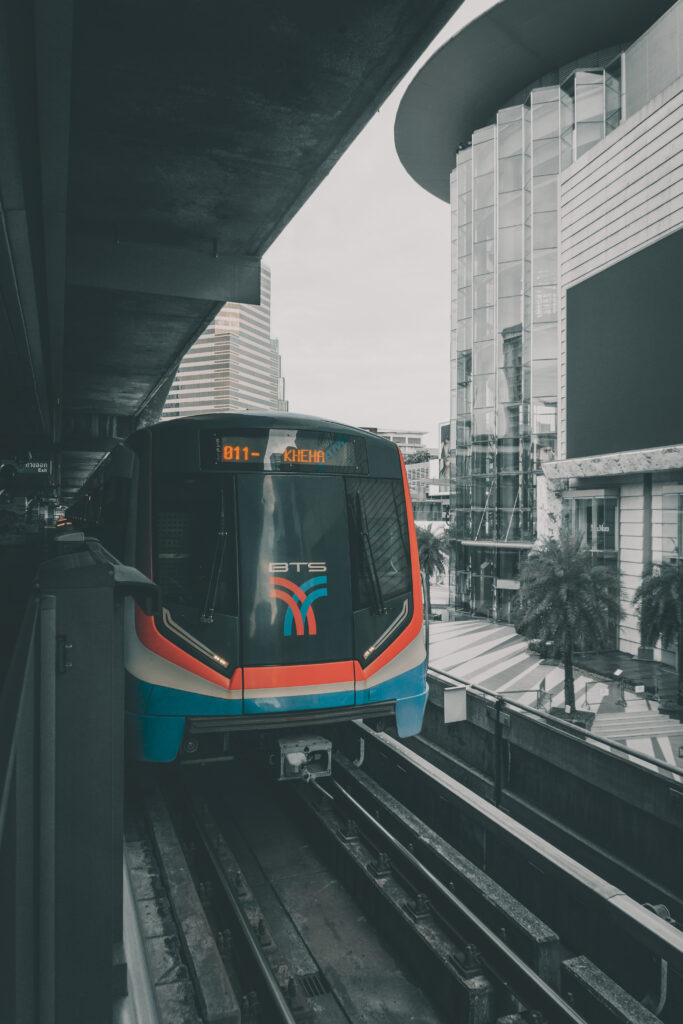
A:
[98,476,130,560]
[346,478,411,610]
[72,475,129,559]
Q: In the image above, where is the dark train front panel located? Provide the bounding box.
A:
[72,414,428,762]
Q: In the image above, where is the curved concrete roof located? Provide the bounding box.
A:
[395,0,673,202]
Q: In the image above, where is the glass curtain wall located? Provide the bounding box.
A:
[449,62,623,619]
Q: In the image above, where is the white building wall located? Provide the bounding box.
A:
[558,78,683,458]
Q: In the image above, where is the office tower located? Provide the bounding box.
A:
[163,265,288,418]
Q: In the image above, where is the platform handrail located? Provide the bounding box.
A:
[427,666,683,783]
[1,536,159,1023]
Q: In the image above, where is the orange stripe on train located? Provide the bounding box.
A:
[134,606,238,690]
[243,660,356,690]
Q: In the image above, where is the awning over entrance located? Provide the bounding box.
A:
[459,540,533,550]
[544,444,683,481]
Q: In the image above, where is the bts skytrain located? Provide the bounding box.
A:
[70,413,428,764]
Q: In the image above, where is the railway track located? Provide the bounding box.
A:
[323,722,683,1022]
[128,768,447,1023]
[124,728,683,1022]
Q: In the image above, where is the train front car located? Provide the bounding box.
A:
[125,414,428,764]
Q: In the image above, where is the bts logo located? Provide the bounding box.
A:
[268,561,327,574]
[268,561,328,636]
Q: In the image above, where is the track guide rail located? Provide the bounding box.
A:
[324,776,587,1024]
[187,802,300,1024]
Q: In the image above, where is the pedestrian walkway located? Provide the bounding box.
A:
[428,618,683,772]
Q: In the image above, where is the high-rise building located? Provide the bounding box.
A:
[162,265,288,419]
[395,0,679,625]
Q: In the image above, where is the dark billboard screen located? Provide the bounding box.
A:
[566,228,683,459]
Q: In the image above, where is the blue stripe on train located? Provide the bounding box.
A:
[241,661,426,719]
[355,661,426,707]
[243,688,354,715]
[125,673,242,716]
[126,712,186,763]
[125,660,428,761]
[126,661,426,718]
[357,661,428,738]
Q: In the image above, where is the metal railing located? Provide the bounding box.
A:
[428,666,683,782]
[0,596,40,1021]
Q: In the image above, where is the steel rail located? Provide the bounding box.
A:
[428,667,683,782]
[326,776,588,1024]
[187,802,298,1024]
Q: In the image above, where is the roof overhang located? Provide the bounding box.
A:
[394,0,673,202]
[459,539,533,550]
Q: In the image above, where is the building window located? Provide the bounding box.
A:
[662,492,683,563]
[569,496,618,555]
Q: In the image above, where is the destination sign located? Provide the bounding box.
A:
[203,429,367,474]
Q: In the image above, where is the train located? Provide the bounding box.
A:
[70,413,428,767]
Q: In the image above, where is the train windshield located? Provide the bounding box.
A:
[346,478,412,611]
[152,470,412,674]
[153,475,238,670]
[237,474,353,667]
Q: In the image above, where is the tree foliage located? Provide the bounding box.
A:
[634,561,683,700]
[514,530,620,711]
[403,449,431,465]
[415,526,448,619]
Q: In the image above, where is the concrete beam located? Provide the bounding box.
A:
[35,0,74,445]
[0,0,52,439]
[61,414,136,453]
[68,235,261,304]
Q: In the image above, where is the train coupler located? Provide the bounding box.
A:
[278,735,332,782]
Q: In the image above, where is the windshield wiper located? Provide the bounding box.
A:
[356,491,386,615]
[201,488,229,624]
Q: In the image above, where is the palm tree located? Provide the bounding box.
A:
[634,561,683,705]
[415,526,448,620]
[514,530,620,712]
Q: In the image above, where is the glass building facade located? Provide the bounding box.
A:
[450,55,623,619]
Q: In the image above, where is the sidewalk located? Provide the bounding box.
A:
[427,616,683,773]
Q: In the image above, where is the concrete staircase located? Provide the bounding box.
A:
[593,710,683,740]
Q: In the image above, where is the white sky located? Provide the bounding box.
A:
[266,0,497,449]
